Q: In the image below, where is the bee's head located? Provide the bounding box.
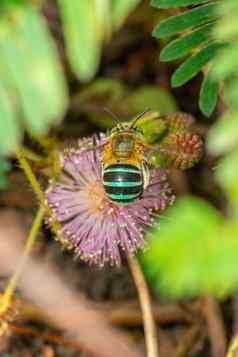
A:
[112,122,142,134]
[106,110,150,158]
[109,109,151,137]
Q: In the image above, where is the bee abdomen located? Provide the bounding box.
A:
[103,164,143,205]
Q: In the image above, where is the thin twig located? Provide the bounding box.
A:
[227,297,238,357]
[226,335,238,357]
[202,296,226,357]
[174,325,201,357]
[18,299,196,328]
[9,324,83,351]
[127,254,159,357]
[232,296,238,335]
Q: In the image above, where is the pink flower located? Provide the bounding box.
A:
[45,136,174,266]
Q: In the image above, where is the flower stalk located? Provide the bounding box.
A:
[127,254,159,357]
[0,206,45,315]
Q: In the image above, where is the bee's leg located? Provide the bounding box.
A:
[146,142,179,153]
[142,161,150,190]
[82,137,108,151]
[145,144,163,152]
[91,135,108,163]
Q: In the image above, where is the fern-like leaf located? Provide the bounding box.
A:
[171,43,223,87]
[142,0,238,301]
[153,3,218,38]
[152,0,222,116]
[151,0,212,8]
[160,23,213,61]
[199,66,219,116]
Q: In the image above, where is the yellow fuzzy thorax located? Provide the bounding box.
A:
[103,135,145,167]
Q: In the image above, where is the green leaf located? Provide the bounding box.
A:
[111,0,140,28]
[160,23,213,61]
[212,44,238,79]
[215,14,238,41]
[199,67,219,116]
[58,0,102,82]
[207,112,238,154]
[215,0,238,17]
[58,0,141,80]
[75,80,177,129]
[171,43,222,87]
[151,0,211,8]
[216,149,238,209]
[0,3,68,135]
[224,78,238,110]
[0,77,21,155]
[153,3,218,38]
[141,197,228,298]
[127,86,178,115]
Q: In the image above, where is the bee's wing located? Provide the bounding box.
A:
[141,161,151,190]
[81,135,108,151]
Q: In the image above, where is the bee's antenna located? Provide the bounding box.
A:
[130,108,151,128]
[103,107,120,123]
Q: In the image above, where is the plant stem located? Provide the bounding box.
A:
[0,148,46,314]
[16,147,45,206]
[0,206,45,314]
[127,254,159,357]
[20,147,44,163]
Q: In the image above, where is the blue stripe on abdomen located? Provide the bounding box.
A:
[107,192,141,200]
[103,164,143,204]
[104,167,140,174]
[103,181,142,187]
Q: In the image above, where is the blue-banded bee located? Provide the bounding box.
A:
[84,109,202,206]
[102,110,151,206]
